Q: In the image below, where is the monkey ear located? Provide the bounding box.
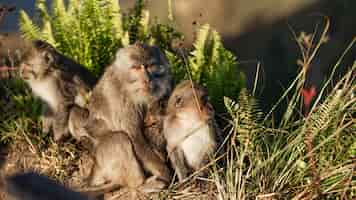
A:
[43,51,54,65]
[33,40,55,51]
[33,40,47,49]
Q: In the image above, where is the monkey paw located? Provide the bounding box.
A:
[52,125,69,142]
[41,116,53,133]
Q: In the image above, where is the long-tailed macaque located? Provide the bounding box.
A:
[163,80,218,182]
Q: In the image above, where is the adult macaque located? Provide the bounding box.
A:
[81,43,173,193]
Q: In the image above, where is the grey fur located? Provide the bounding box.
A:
[19,40,97,141]
[74,43,173,193]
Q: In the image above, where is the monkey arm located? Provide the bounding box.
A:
[169,148,190,182]
[84,117,110,138]
[130,133,172,183]
[41,103,54,133]
[52,103,70,141]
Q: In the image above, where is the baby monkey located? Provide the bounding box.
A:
[164,80,218,182]
[68,109,167,196]
[19,40,96,141]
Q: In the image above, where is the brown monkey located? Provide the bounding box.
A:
[143,101,169,161]
[19,40,96,141]
[82,43,173,191]
[84,131,146,193]
[5,172,92,200]
[68,106,145,194]
[68,114,167,196]
[68,105,103,143]
[163,80,218,182]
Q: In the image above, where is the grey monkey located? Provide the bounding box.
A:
[163,80,219,182]
[72,43,173,193]
[19,40,96,141]
[68,107,168,196]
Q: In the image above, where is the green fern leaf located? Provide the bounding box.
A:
[19,10,41,40]
[41,21,56,46]
[107,0,124,40]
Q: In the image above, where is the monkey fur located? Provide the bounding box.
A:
[74,43,173,193]
[163,80,219,182]
[19,40,96,141]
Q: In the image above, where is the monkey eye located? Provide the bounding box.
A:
[175,96,183,108]
[131,65,142,70]
[147,64,158,72]
[201,95,209,104]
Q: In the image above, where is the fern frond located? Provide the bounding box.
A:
[124,0,146,43]
[36,0,50,20]
[237,88,263,129]
[19,10,41,40]
[140,9,150,38]
[67,0,80,15]
[223,96,239,119]
[189,24,210,80]
[52,0,69,23]
[121,31,130,47]
[210,29,222,72]
[224,89,262,149]
[107,0,124,39]
[41,21,56,46]
[165,50,185,82]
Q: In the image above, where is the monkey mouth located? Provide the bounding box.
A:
[137,87,150,94]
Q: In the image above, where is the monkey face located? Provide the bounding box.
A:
[166,80,215,123]
[19,41,55,81]
[114,43,173,104]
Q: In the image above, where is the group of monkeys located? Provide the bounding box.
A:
[4,40,221,199]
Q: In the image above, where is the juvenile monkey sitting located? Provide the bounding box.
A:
[164,80,219,182]
[19,40,96,141]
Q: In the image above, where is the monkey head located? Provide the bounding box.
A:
[165,80,215,128]
[19,40,57,81]
[112,42,173,105]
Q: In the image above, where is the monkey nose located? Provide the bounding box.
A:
[19,64,27,78]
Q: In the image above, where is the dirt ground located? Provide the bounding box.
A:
[0,138,217,200]
[0,138,93,200]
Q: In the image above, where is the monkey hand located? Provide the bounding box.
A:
[42,116,53,133]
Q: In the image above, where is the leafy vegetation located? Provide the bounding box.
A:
[211,23,355,199]
[18,0,244,113]
[0,0,354,199]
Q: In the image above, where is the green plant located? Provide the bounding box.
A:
[20,0,127,76]
[167,24,245,113]
[211,21,355,199]
[0,79,43,144]
[19,0,245,114]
